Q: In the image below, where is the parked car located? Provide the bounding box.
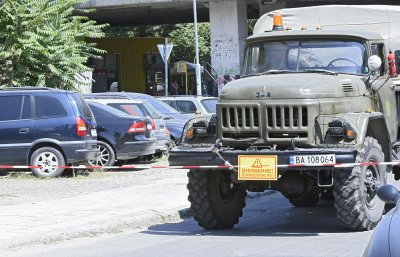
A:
[85,92,188,141]
[84,96,172,153]
[0,87,98,177]
[85,101,156,166]
[159,96,218,117]
[362,184,400,257]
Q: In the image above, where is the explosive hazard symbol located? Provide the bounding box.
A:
[238,155,278,181]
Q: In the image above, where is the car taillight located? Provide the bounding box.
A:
[128,121,146,133]
[76,116,87,137]
[151,119,156,130]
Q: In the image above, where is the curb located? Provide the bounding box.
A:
[7,207,191,250]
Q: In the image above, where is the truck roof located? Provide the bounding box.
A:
[247,30,384,43]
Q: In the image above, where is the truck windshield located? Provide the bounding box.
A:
[243,40,367,76]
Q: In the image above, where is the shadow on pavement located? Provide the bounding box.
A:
[143,196,352,238]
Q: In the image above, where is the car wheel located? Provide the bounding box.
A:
[88,141,116,167]
[30,147,66,178]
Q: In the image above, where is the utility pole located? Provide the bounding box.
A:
[193,0,202,96]
[164,38,168,96]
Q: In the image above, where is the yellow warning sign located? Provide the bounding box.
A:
[238,155,278,181]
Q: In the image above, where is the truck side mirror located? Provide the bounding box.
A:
[367,55,382,75]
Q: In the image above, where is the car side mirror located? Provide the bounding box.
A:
[195,110,201,115]
[367,55,382,75]
[377,184,400,203]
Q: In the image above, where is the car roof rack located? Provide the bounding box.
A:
[0,87,58,91]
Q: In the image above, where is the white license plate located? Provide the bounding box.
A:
[290,154,336,166]
[91,129,97,137]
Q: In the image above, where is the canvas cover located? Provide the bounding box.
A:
[254,5,400,51]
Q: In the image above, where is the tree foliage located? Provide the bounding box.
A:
[0,0,107,90]
[169,23,210,64]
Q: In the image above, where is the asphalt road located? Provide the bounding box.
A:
[14,192,381,257]
[9,174,399,257]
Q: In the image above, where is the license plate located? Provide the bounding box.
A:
[238,155,278,181]
[290,154,336,166]
[91,129,97,137]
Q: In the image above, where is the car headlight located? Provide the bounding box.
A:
[325,118,356,143]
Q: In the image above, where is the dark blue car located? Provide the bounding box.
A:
[0,87,98,177]
[86,101,157,166]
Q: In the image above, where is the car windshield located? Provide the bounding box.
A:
[88,102,132,118]
[108,103,146,117]
[142,102,162,119]
[152,99,181,114]
[201,99,218,113]
[243,40,367,76]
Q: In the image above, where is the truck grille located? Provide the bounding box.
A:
[219,103,310,142]
[220,105,261,140]
[221,106,259,128]
[266,106,308,128]
[266,105,309,139]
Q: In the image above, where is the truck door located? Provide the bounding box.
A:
[371,43,398,141]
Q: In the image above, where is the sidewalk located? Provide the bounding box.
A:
[0,169,190,256]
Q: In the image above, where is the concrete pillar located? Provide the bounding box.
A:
[209,0,247,95]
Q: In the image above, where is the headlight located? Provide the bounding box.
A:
[325,118,356,143]
[181,114,217,145]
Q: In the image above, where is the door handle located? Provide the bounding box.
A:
[19,128,30,134]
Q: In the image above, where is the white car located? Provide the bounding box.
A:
[159,96,218,117]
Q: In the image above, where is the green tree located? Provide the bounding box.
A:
[169,23,210,64]
[0,0,107,90]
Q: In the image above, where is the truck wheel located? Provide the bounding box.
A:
[30,147,66,178]
[187,169,246,230]
[333,136,387,231]
[288,180,320,207]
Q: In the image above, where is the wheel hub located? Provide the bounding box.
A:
[364,165,379,207]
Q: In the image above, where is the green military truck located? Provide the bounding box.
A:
[169,5,400,231]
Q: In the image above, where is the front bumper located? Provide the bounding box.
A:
[169,146,357,170]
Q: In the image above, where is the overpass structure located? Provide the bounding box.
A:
[80,0,400,90]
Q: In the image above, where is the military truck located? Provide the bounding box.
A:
[169,5,400,231]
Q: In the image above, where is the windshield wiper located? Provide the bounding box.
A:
[301,69,337,76]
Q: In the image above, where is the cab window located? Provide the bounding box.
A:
[371,44,385,75]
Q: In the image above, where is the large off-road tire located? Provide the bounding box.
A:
[187,169,247,230]
[88,141,116,167]
[333,136,387,231]
[30,147,66,178]
[288,179,320,207]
